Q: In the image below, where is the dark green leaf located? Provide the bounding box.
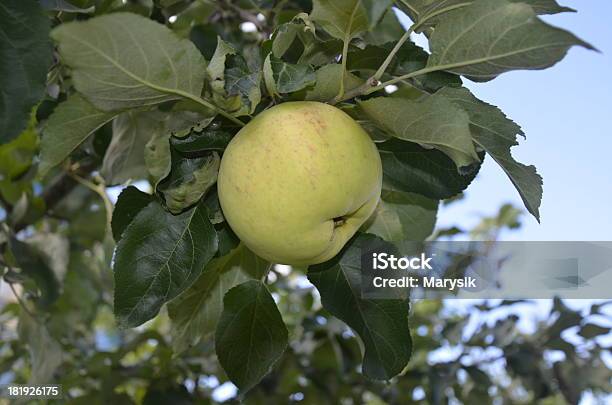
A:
[0,0,52,143]
[111,186,153,242]
[168,245,270,354]
[378,138,482,199]
[113,199,218,328]
[215,280,288,392]
[348,41,462,91]
[308,234,412,380]
[170,127,233,154]
[578,323,610,339]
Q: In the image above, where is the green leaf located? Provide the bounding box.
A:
[349,41,462,92]
[308,234,412,380]
[264,54,316,95]
[0,119,38,180]
[362,190,438,242]
[113,199,218,328]
[111,186,153,242]
[578,323,610,339]
[225,55,262,115]
[304,64,364,102]
[207,37,236,95]
[40,0,95,13]
[168,245,270,354]
[398,0,575,27]
[215,280,288,392]
[18,311,62,384]
[310,0,394,41]
[362,8,405,45]
[438,86,543,220]
[8,237,60,309]
[144,130,172,186]
[377,133,483,201]
[170,127,233,154]
[0,0,53,143]
[158,151,220,214]
[143,110,217,185]
[51,12,206,111]
[359,95,479,169]
[101,111,161,185]
[40,94,117,175]
[426,0,595,81]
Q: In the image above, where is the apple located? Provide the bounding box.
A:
[217,101,382,266]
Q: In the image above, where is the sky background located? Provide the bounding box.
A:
[398,0,612,241]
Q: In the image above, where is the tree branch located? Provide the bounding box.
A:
[13,160,99,232]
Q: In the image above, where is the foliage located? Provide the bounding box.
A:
[0,0,607,403]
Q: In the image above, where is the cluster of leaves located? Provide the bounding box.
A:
[0,0,604,401]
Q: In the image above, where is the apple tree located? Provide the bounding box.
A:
[1,0,609,403]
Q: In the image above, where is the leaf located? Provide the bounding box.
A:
[378,134,483,201]
[101,111,161,185]
[398,0,575,27]
[304,64,364,102]
[40,94,117,175]
[359,95,479,169]
[144,130,172,186]
[362,8,405,46]
[8,236,60,309]
[207,37,236,96]
[438,86,543,220]
[170,127,233,154]
[264,54,316,95]
[578,323,610,339]
[144,110,217,185]
[215,280,288,392]
[0,118,38,179]
[40,0,95,13]
[51,12,206,111]
[362,190,438,242]
[158,151,220,214]
[111,186,153,242]
[310,0,394,41]
[308,233,412,380]
[18,311,62,384]
[426,0,595,81]
[348,41,462,91]
[0,0,53,143]
[113,199,218,328]
[168,245,270,354]
[225,55,262,115]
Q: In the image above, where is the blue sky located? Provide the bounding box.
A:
[398,1,612,241]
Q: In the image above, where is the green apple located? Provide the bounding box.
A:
[218,101,382,266]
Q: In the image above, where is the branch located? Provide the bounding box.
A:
[13,160,99,232]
